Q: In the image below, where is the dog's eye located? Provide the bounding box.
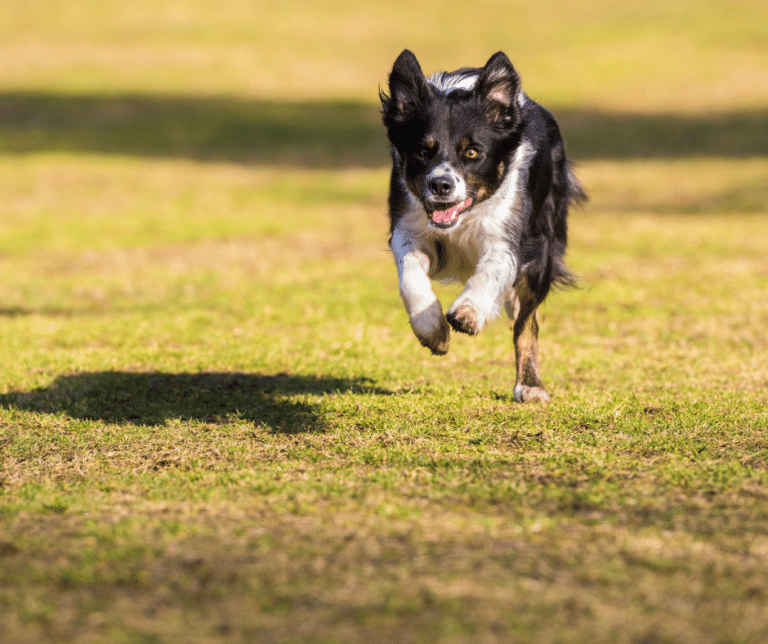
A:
[464,148,480,161]
[416,146,432,160]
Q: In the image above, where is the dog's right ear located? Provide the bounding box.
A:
[381,49,431,125]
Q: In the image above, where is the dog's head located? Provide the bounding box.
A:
[381,50,523,229]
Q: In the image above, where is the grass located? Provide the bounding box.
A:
[2,1,768,643]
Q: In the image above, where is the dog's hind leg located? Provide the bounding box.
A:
[504,281,550,403]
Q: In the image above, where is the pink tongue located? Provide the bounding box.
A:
[431,198,473,224]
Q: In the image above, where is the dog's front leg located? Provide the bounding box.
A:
[446,243,516,336]
[391,230,450,355]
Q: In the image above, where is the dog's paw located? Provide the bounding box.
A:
[417,320,451,355]
[410,300,451,355]
[513,384,551,403]
[446,301,482,336]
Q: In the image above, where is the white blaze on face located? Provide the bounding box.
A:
[425,162,467,204]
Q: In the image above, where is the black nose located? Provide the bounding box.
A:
[428,175,455,199]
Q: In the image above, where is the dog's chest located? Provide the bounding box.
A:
[424,214,494,282]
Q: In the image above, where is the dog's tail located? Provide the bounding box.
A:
[553,162,587,293]
[545,161,585,294]
[565,161,587,208]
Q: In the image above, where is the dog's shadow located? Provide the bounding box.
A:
[0,371,387,433]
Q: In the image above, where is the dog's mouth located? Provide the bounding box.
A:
[427,198,473,228]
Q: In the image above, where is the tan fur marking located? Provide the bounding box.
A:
[505,279,550,402]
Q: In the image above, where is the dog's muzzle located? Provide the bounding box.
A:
[428,198,474,226]
[424,164,471,227]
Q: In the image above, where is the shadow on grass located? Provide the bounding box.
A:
[1,92,767,166]
[0,371,387,433]
[0,92,389,167]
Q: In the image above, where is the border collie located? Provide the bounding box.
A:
[380,50,585,402]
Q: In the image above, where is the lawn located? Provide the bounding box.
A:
[1,1,767,643]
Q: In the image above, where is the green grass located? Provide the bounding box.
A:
[2,1,768,643]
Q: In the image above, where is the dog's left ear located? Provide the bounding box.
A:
[476,52,521,126]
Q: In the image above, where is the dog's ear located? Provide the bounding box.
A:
[476,52,521,126]
[381,49,431,125]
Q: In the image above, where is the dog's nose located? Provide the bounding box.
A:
[428,175,455,199]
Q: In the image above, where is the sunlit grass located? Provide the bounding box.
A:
[2,149,767,642]
[1,0,768,642]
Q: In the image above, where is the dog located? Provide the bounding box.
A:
[380,50,585,402]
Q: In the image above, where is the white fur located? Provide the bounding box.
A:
[389,140,536,334]
[429,72,529,110]
[426,162,467,203]
[427,72,479,94]
[390,227,439,331]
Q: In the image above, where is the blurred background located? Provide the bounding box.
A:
[2,0,767,168]
[0,0,766,326]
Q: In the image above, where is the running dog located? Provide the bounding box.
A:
[380,50,585,402]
